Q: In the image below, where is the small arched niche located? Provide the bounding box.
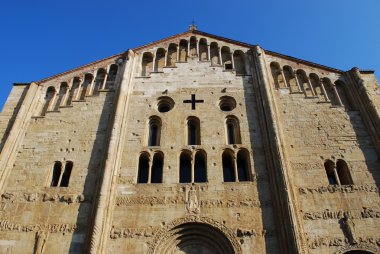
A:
[155,48,166,72]
[157,96,175,113]
[179,150,192,183]
[142,52,154,76]
[219,96,236,112]
[148,116,162,146]
[226,116,241,145]
[167,43,177,67]
[194,150,207,183]
[199,38,208,61]
[187,116,201,145]
[222,149,235,182]
[151,152,164,183]
[137,152,150,184]
[221,46,232,70]
[210,42,220,66]
[233,50,246,75]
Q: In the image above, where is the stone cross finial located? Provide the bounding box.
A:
[189,19,197,31]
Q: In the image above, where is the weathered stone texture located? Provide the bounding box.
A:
[0,29,379,254]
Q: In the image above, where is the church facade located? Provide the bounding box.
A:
[0,27,379,254]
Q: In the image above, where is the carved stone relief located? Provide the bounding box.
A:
[308,236,380,250]
[303,208,380,220]
[115,195,261,208]
[34,231,48,254]
[1,192,87,204]
[146,216,242,254]
[185,186,200,214]
[0,220,77,234]
[298,184,378,195]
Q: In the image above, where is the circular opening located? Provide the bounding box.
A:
[219,96,236,112]
[157,96,175,113]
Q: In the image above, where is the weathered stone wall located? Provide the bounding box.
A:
[265,54,380,254]
[0,84,29,152]
[0,67,117,253]
[107,52,279,253]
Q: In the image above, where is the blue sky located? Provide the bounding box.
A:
[1,0,379,111]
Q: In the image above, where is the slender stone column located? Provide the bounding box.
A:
[333,166,341,185]
[233,155,239,182]
[47,90,57,111]
[332,85,344,106]
[187,39,190,57]
[61,84,70,106]
[88,71,97,96]
[176,43,180,62]
[191,156,195,183]
[147,158,152,184]
[164,50,168,67]
[306,77,316,96]
[75,77,84,100]
[219,47,223,66]
[101,66,110,90]
[196,39,200,58]
[152,51,157,72]
[231,53,235,70]
[293,71,303,92]
[319,80,329,101]
[207,44,211,61]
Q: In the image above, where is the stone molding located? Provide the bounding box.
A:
[298,184,378,195]
[146,215,242,254]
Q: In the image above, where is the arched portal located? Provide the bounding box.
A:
[151,219,240,254]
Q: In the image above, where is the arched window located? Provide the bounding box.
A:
[79,73,93,100]
[283,66,297,92]
[337,159,353,185]
[309,73,324,98]
[237,149,250,181]
[221,46,232,70]
[233,50,246,75]
[167,43,177,67]
[210,42,220,66]
[324,160,337,185]
[199,38,208,61]
[151,152,163,183]
[155,48,166,72]
[41,86,56,116]
[106,64,118,88]
[67,77,80,104]
[187,117,201,145]
[189,36,197,57]
[137,152,150,184]
[296,69,313,97]
[194,151,207,183]
[179,151,192,183]
[142,52,153,76]
[322,78,340,105]
[222,150,235,182]
[270,62,285,88]
[148,116,162,146]
[335,80,351,109]
[60,161,73,187]
[50,161,62,187]
[179,39,188,62]
[54,83,68,110]
[226,116,241,144]
[94,68,106,95]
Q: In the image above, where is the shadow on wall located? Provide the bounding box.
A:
[68,60,123,253]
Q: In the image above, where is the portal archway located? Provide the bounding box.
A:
[150,217,241,254]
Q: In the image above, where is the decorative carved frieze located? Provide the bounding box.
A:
[115,195,261,208]
[308,236,380,250]
[0,220,77,234]
[110,226,158,239]
[298,184,378,195]
[0,192,87,204]
[303,208,380,220]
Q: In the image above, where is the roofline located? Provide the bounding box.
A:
[37,52,125,84]
[264,49,344,74]
[133,29,256,52]
[13,83,31,86]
